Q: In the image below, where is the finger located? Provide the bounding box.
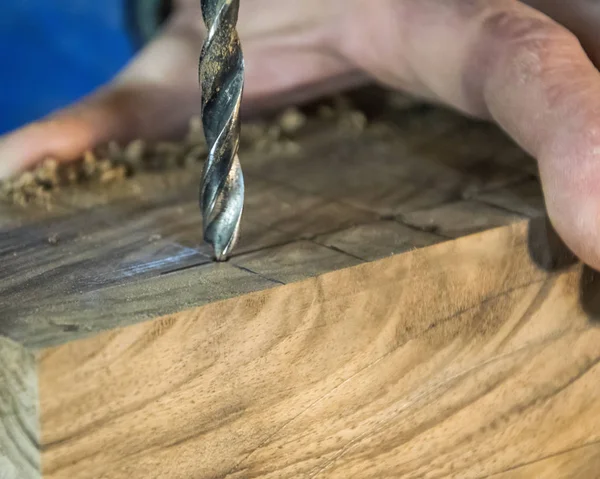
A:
[0,8,203,178]
[521,0,600,64]
[341,0,600,269]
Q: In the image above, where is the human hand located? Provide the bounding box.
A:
[0,0,364,176]
[2,0,600,271]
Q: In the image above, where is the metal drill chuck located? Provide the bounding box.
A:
[199,0,245,261]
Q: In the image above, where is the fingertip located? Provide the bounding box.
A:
[0,125,50,179]
[0,133,25,179]
[0,109,103,178]
[546,206,600,272]
[540,146,600,272]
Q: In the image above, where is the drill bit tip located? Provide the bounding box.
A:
[202,157,244,261]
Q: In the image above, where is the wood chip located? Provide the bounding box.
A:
[278,108,306,135]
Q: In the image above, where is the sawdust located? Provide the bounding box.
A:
[0,95,372,207]
[0,116,209,207]
[278,107,306,134]
[317,95,367,133]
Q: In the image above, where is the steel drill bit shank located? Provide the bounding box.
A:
[199,0,245,261]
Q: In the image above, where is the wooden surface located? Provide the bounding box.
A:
[493,443,600,478]
[38,221,600,478]
[3,88,598,478]
[0,92,541,349]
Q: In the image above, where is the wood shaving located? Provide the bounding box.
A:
[0,92,376,206]
[240,122,268,145]
[317,105,336,119]
[185,116,204,144]
[338,111,368,133]
[315,95,369,134]
[388,91,422,110]
[124,140,146,164]
[100,165,127,184]
[278,108,306,135]
[0,132,205,205]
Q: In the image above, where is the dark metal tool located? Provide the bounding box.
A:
[198,0,245,261]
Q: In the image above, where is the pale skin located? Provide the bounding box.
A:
[2,0,600,269]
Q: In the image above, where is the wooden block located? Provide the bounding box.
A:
[3,261,276,349]
[0,178,373,349]
[3,88,597,478]
[33,222,600,478]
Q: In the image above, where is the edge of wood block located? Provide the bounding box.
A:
[0,336,39,478]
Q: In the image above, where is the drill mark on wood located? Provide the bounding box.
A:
[230,263,286,286]
[314,241,367,263]
[159,259,212,276]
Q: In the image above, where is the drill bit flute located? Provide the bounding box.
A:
[198,0,245,261]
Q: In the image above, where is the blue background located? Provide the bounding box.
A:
[0,1,134,134]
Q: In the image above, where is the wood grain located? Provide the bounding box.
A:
[37,221,600,478]
[400,199,524,238]
[315,220,444,261]
[476,180,546,219]
[0,337,39,479]
[0,91,541,349]
[3,88,596,478]
[492,442,600,478]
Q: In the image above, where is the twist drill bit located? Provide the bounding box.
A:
[198,0,245,261]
